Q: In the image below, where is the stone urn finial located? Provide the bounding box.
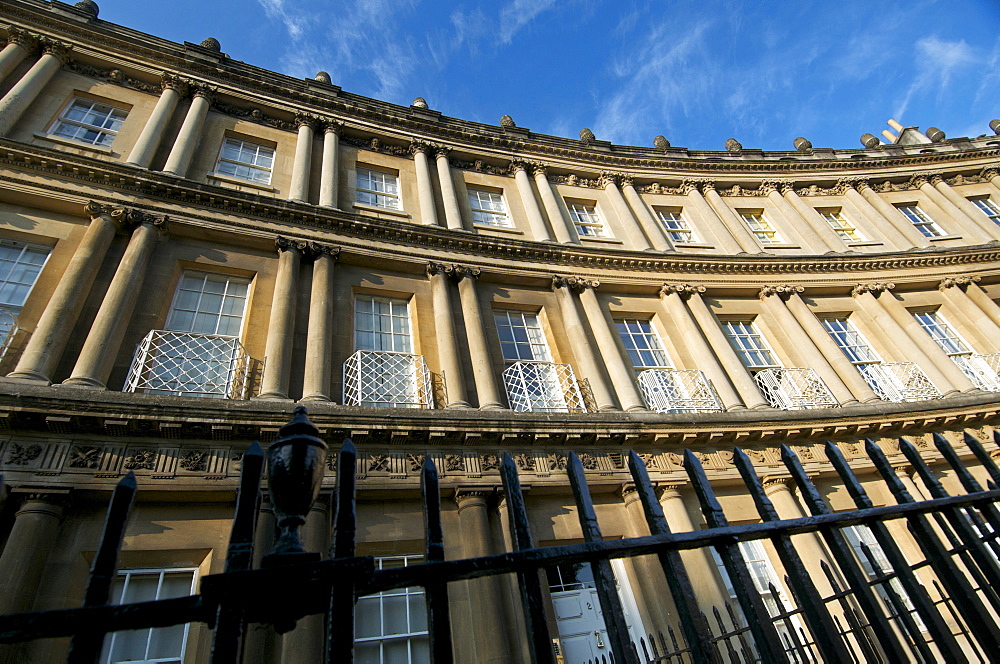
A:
[200,37,221,52]
[580,127,595,145]
[500,114,516,129]
[314,71,332,84]
[925,127,945,142]
[860,133,879,148]
[724,137,742,152]
[74,0,99,17]
[653,135,670,150]
[793,137,812,151]
[411,97,428,109]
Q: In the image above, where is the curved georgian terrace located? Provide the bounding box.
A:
[1,1,1000,662]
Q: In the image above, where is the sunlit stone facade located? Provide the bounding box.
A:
[1,1,1000,662]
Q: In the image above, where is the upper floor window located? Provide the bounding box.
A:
[655,209,698,243]
[355,295,412,353]
[0,240,50,317]
[896,204,944,237]
[100,567,198,664]
[355,556,429,663]
[971,197,1000,225]
[739,211,782,244]
[567,202,607,238]
[817,208,864,241]
[215,137,274,185]
[822,318,880,365]
[615,318,671,369]
[722,320,779,369]
[468,188,511,227]
[495,310,551,362]
[912,311,970,356]
[166,272,249,337]
[50,97,127,147]
[356,167,400,210]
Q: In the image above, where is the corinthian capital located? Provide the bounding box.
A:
[851,282,895,297]
[758,180,780,196]
[6,27,37,51]
[659,283,706,299]
[758,284,804,300]
[552,275,599,293]
[981,168,998,181]
[679,180,701,195]
[909,174,929,189]
[598,172,621,189]
[160,72,189,95]
[408,140,431,156]
[939,275,981,291]
[40,39,72,64]
[508,160,529,175]
[295,114,318,129]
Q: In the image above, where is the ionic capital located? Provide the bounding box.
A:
[452,264,481,281]
[275,236,308,254]
[659,283,706,299]
[761,476,793,496]
[552,275,599,293]
[758,284,804,300]
[939,275,981,291]
[160,72,189,95]
[84,200,125,221]
[122,209,169,233]
[426,261,453,278]
[303,243,340,261]
[851,282,895,297]
[654,483,684,502]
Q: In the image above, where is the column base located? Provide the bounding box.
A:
[2,371,51,385]
[445,401,474,409]
[724,404,748,411]
[625,405,650,413]
[478,403,508,411]
[597,405,621,412]
[58,376,107,389]
[253,392,292,401]
[298,394,333,403]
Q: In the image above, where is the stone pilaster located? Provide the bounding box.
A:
[531,164,574,243]
[0,40,71,136]
[454,266,505,409]
[162,85,214,177]
[319,120,342,208]
[600,172,653,251]
[289,115,317,202]
[0,27,37,84]
[511,161,552,241]
[435,146,465,231]
[409,141,439,226]
[700,180,764,253]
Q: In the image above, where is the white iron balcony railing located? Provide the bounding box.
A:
[123,330,253,399]
[857,362,942,402]
[953,354,1000,392]
[754,367,838,410]
[502,360,586,413]
[637,369,723,413]
[0,309,18,360]
[343,350,433,408]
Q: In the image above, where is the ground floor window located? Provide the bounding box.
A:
[354,555,429,663]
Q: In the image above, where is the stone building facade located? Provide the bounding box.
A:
[1,1,1000,662]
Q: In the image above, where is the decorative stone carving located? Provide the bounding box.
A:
[598,172,620,188]
[514,453,535,471]
[368,454,389,472]
[40,40,72,64]
[547,453,567,471]
[160,72,189,95]
[406,453,425,472]
[926,127,945,142]
[123,450,156,470]
[761,476,793,495]
[411,97,428,109]
[314,71,332,84]
[295,114,318,129]
[500,114,516,128]
[660,283,706,299]
[275,236,309,254]
[724,138,742,152]
[199,37,222,52]
[180,450,208,471]
[758,180,779,196]
[860,133,880,148]
[74,0,100,18]
[909,174,929,189]
[303,243,341,261]
[851,282,895,297]
[68,445,102,469]
[939,275,982,290]
[211,99,291,130]
[4,443,41,465]
[758,284,804,300]
[341,135,408,156]
[579,128,596,145]
[6,27,38,51]
[434,145,451,159]
[444,454,465,472]
[552,275,599,293]
[578,453,598,470]
[481,454,500,471]
[66,61,158,93]
[84,201,125,221]
[653,135,670,150]
[451,265,482,281]
[982,168,998,181]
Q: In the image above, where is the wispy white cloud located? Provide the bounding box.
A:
[256,0,308,40]
[894,36,977,120]
[498,0,559,45]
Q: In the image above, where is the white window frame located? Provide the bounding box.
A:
[912,310,972,357]
[567,202,608,238]
[722,319,780,369]
[214,136,274,185]
[49,97,128,147]
[495,310,552,363]
[822,318,881,365]
[971,197,1000,225]
[354,555,429,663]
[354,295,412,354]
[615,318,672,369]
[896,204,945,237]
[739,211,782,244]
[165,272,250,338]
[100,567,198,664]
[655,209,698,243]
[356,167,401,210]
[842,525,926,633]
[817,208,864,241]
[467,188,511,227]
[0,240,50,316]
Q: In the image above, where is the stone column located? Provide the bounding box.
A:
[161,86,213,177]
[783,290,881,403]
[428,263,470,408]
[833,178,911,247]
[912,175,991,243]
[758,285,858,406]
[931,174,1000,241]
[600,173,652,250]
[511,162,552,241]
[456,489,512,664]
[552,276,618,411]
[288,115,317,203]
[575,281,646,411]
[532,164,574,243]
[621,485,674,632]
[318,121,341,208]
[454,267,505,409]
[257,238,303,399]
[620,177,673,251]
[125,74,188,168]
[850,178,932,248]
[780,182,849,252]
[0,493,65,615]
[964,279,1000,331]
[657,485,731,611]
[0,41,70,137]
[680,180,743,254]
[760,181,829,253]
[851,283,969,396]
[281,497,330,663]
[63,213,167,388]
[410,142,439,226]
[0,28,35,85]
[659,284,743,410]
[244,497,282,664]
[938,276,1000,353]
[434,147,465,231]
[8,202,121,383]
[982,168,1000,196]
[301,245,340,401]
[700,180,764,253]
[684,289,770,408]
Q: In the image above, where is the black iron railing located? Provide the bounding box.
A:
[2,408,1000,663]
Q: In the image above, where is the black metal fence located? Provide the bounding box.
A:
[2,408,1000,663]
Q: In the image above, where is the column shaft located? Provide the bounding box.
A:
[932,176,1000,241]
[162,90,211,177]
[683,184,743,254]
[685,291,769,408]
[760,291,858,405]
[456,274,505,409]
[64,220,162,388]
[125,83,183,168]
[533,166,574,243]
[840,185,911,247]
[289,119,315,202]
[603,177,652,250]
[513,165,552,241]
[0,47,66,136]
[764,480,840,596]
[318,125,340,208]
[965,282,1000,331]
[765,188,828,253]
[855,182,931,247]
[301,252,337,401]
[576,286,646,411]
[658,487,731,611]
[621,489,674,632]
[412,146,439,226]
[429,266,470,408]
[0,496,64,614]
[8,205,118,383]
[244,500,282,664]
[554,282,618,411]
[918,179,990,242]
[257,244,301,399]
[0,39,31,85]
[660,289,743,410]
[782,186,849,252]
[939,282,1000,354]
[622,181,672,251]
[702,184,763,253]
[435,150,465,231]
[784,292,880,403]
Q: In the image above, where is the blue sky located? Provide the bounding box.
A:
[93,0,998,151]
